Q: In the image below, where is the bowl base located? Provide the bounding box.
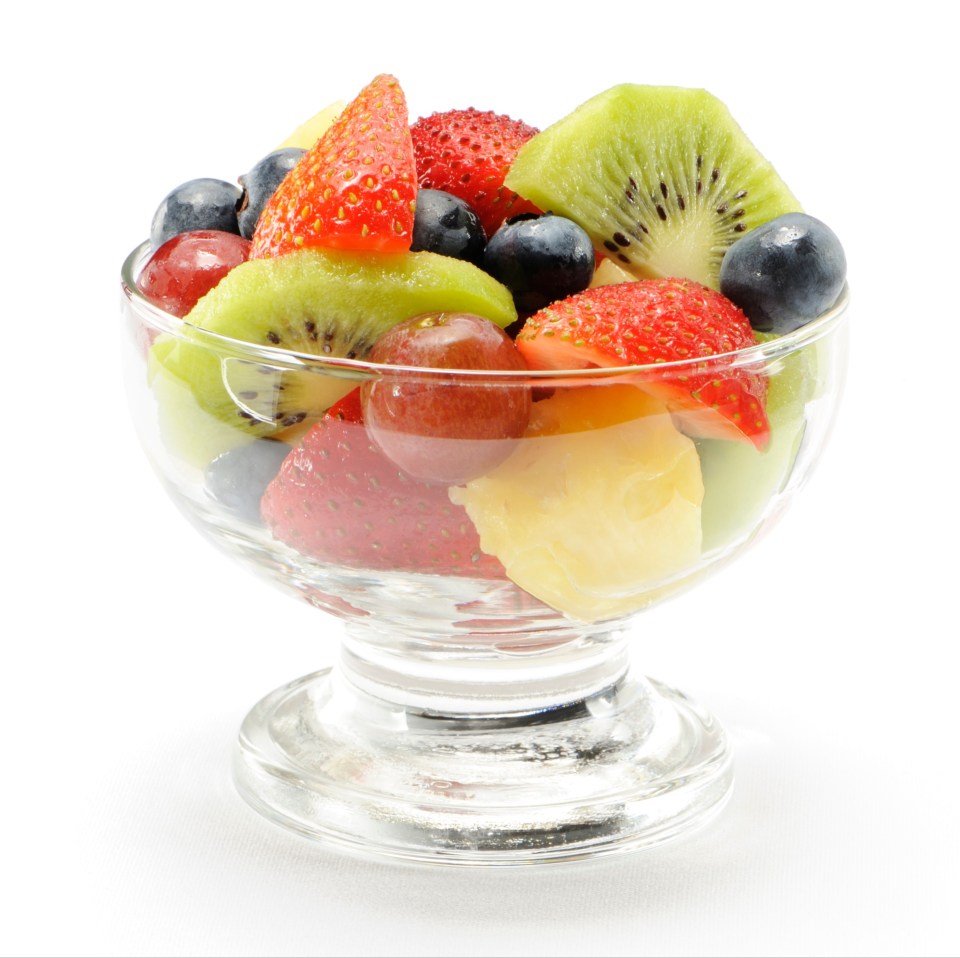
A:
[233,667,733,865]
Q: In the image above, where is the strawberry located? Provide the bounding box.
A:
[410,108,541,239]
[250,74,417,258]
[260,390,505,578]
[516,279,770,449]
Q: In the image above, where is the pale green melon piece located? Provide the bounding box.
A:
[506,85,801,290]
[147,338,256,468]
[697,334,817,551]
[151,248,518,450]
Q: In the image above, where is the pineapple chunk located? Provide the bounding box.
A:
[276,100,345,150]
[451,385,703,622]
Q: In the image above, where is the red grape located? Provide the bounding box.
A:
[136,229,250,317]
[362,313,531,484]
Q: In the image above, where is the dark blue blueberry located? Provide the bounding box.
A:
[483,213,595,314]
[150,178,242,248]
[411,189,487,265]
[237,148,306,239]
[204,438,292,522]
[719,213,847,334]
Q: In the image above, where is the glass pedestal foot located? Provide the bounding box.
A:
[234,663,733,866]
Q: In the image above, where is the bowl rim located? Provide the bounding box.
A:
[121,239,849,382]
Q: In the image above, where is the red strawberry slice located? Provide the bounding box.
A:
[250,74,417,258]
[260,390,505,578]
[516,279,770,449]
[410,108,541,239]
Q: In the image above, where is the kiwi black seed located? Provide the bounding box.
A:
[505,85,801,290]
[150,248,518,441]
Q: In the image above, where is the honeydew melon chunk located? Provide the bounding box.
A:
[697,334,817,551]
[147,338,255,468]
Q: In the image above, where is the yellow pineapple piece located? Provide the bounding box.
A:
[450,385,703,622]
[589,257,636,288]
[276,100,346,150]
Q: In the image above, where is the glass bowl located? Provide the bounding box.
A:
[121,240,849,865]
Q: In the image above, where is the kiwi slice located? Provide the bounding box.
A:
[150,248,518,449]
[505,85,801,290]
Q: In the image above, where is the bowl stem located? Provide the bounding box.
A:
[339,621,633,718]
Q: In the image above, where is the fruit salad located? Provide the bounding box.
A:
[125,74,848,626]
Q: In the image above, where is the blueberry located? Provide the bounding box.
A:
[237,148,305,239]
[719,213,847,334]
[150,177,242,248]
[204,439,292,522]
[410,189,487,265]
[483,213,595,313]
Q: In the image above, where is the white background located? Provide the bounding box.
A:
[2,2,958,956]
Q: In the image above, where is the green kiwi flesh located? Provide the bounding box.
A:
[506,85,801,290]
[149,248,518,449]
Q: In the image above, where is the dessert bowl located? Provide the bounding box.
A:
[122,240,848,865]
